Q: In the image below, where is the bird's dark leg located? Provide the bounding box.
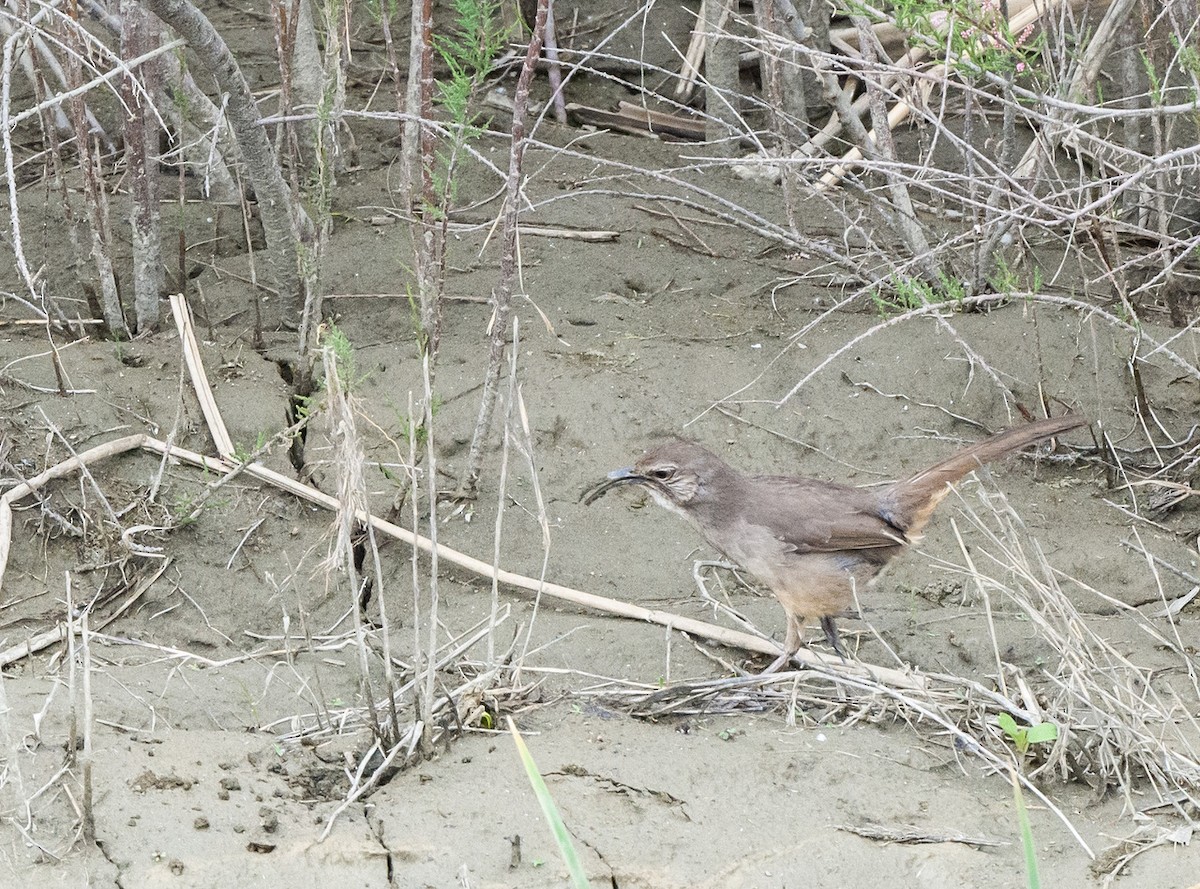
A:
[820,615,847,659]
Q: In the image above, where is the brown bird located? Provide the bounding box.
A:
[584,415,1086,670]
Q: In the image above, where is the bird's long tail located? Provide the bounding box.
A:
[884,414,1087,538]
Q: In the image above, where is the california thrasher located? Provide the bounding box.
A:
[583,414,1086,670]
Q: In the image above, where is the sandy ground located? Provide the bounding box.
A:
[2,2,1200,887]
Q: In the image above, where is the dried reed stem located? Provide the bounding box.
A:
[459,0,548,498]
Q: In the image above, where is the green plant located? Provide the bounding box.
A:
[892,0,1041,80]
[172,492,199,527]
[997,712,1058,757]
[434,0,508,127]
[321,321,358,388]
[406,287,431,358]
[872,276,929,314]
[509,718,593,889]
[393,392,441,448]
[988,254,1019,295]
[1010,771,1041,889]
[1140,49,1164,106]
[429,0,510,214]
[290,323,364,422]
[232,430,270,464]
[872,272,966,315]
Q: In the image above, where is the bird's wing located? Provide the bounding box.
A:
[747,476,907,554]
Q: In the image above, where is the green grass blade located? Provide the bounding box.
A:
[508,717,593,889]
[1010,770,1041,889]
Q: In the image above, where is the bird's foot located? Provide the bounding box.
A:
[760,651,795,674]
[820,615,849,661]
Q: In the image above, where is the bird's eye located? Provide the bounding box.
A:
[650,467,674,481]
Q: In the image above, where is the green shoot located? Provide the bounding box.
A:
[321,322,357,388]
[428,0,509,214]
[508,718,593,889]
[997,712,1059,757]
[1010,770,1041,889]
[232,430,270,464]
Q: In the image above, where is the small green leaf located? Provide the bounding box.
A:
[1024,722,1059,746]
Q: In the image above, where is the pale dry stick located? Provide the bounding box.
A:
[420,354,440,756]
[62,573,92,844]
[0,650,27,828]
[1119,537,1200,597]
[0,33,52,318]
[487,318,519,667]
[406,389,423,730]
[1127,527,1197,687]
[170,292,233,457]
[147,360,191,504]
[442,222,619,242]
[513,346,555,678]
[1023,135,1200,230]
[4,3,176,130]
[531,181,849,266]
[0,319,100,328]
[692,560,762,637]
[1125,232,1200,302]
[364,478,401,737]
[675,0,706,99]
[950,516,1008,701]
[78,581,95,844]
[1022,601,1196,793]
[90,627,388,674]
[0,12,69,137]
[322,348,389,743]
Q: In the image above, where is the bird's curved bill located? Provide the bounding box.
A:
[580,467,643,504]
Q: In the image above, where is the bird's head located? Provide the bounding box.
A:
[582,439,731,512]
